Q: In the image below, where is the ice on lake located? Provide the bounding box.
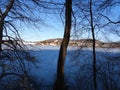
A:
[26,45,120,90]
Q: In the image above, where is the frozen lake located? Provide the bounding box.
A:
[27,46,120,90]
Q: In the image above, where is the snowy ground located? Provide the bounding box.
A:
[26,45,120,90]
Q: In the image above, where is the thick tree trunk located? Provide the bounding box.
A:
[89,0,97,90]
[0,20,3,51]
[54,0,72,90]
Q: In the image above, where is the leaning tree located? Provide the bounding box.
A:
[0,0,51,89]
[54,0,72,90]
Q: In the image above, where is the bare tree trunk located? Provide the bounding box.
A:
[89,0,97,90]
[0,20,3,51]
[54,0,72,90]
[0,0,14,51]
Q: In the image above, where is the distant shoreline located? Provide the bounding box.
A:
[34,38,120,48]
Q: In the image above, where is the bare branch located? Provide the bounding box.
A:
[100,14,120,24]
[2,0,14,19]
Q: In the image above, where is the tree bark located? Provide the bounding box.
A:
[0,0,14,51]
[54,0,72,90]
[89,0,97,90]
[0,20,3,51]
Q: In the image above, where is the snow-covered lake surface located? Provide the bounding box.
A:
[26,45,120,90]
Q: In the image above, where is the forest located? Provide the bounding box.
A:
[0,0,120,90]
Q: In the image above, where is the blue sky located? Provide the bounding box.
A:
[21,25,64,41]
[20,13,64,41]
[19,1,120,42]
